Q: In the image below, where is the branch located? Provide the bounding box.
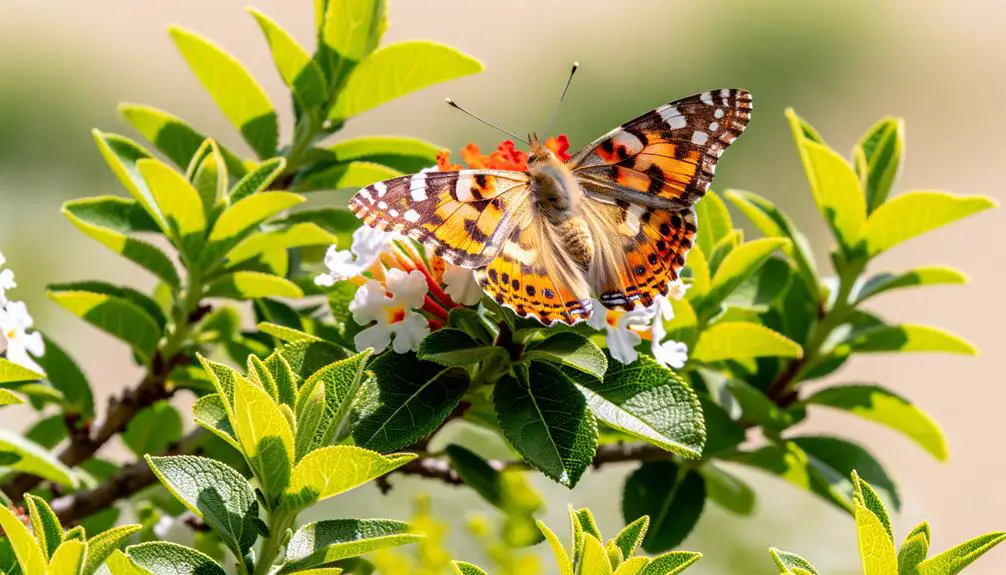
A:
[50,428,205,526]
[1,353,187,500]
[386,442,669,488]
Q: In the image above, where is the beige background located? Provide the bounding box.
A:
[1,1,1004,573]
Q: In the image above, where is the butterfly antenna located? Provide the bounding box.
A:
[445,98,529,145]
[542,61,579,139]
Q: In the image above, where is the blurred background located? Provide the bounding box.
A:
[2,0,1004,572]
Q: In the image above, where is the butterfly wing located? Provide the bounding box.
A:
[569,89,752,209]
[350,169,532,268]
[475,219,594,326]
[583,201,696,310]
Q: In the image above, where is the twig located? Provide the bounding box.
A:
[50,428,206,526]
[1,353,188,500]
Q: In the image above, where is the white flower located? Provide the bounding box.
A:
[654,295,675,323]
[588,300,655,365]
[314,226,398,286]
[667,279,690,301]
[0,301,45,373]
[350,269,430,354]
[651,312,688,369]
[0,252,14,307]
[443,263,482,306]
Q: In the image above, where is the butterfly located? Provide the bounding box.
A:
[349,89,752,325]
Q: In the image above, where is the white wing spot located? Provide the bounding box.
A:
[709,122,719,132]
[358,188,374,203]
[659,106,687,130]
[714,108,725,119]
[374,181,388,198]
[389,209,399,217]
[378,201,388,210]
[692,131,709,145]
[404,209,421,223]
[409,173,428,201]
[700,92,714,105]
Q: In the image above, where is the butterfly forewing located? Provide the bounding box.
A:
[350,169,532,268]
[569,88,752,209]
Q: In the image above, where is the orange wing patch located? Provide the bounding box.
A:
[586,203,697,311]
[475,226,593,326]
[349,170,531,268]
[570,89,752,209]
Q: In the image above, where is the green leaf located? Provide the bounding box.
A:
[83,525,141,575]
[192,394,238,448]
[119,104,246,177]
[122,401,182,457]
[283,446,414,509]
[444,445,505,509]
[248,8,328,111]
[137,159,206,259]
[918,532,1006,575]
[495,363,598,488]
[91,131,160,223]
[146,455,259,556]
[281,519,422,572]
[638,552,702,575]
[293,161,400,193]
[63,198,180,288]
[319,0,387,85]
[330,41,483,120]
[48,289,161,363]
[185,139,227,219]
[417,329,508,368]
[854,499,898,575]
[102,550,148,575]
[694,191,732,256]
[724,189,821,301]
[353,352,470,452]
[698,395,745,456]
[49,281,165,331]
[684,246,710,299]
[0,357,43,384]
[575,354,704,457]
[726,379,792,430]
[204,271,303,300]
[0,430,73,487]
[768,548,819,575]
[854,267,967,304]
[452,562,491,575]
[230,370,295,502]
[524,332,607,380]
[729,442,845,508]
[225,223,340,266]
[24,494,61,560]
[580,534,612,575]
[846,324,977,355]
[272,339,348,382]
[854,117,904,214]
[864,191,996,256]
[126,541,226,575]
[325,136,442,174]
[786,109,867,253]
[701,238,790,311]
[612,517,649,561]
[693,322,802,363]
[294,350,373,454]
[804,384,946,460]
[700,464,755,516]
[794,435,899,512]
[537,520,573,575]
[203,191,305,265]
[0,505,45,574]
[33,338,89,418]
[898,527,930,575]
[228,157,285,204]
[168,26,277,158]
[0,388,22,406]
[47,539,85,575]
[622,460,705,553]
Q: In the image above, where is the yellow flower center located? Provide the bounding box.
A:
[385,305,406,325]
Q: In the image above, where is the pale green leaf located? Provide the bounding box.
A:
[119,104,247,177]
[281,519,422,573]
[918,532,1006,575]
[204,271,303,300]
[231,371,294,502]
[703,238,789,310]
[694,191,732,256]
[0,499,46,575]
[865,191,996,256]
[804,384,947,460]
[537,520,574,575]
[229,157,286,204]
[693,322,802,363]
[192,394,238,448]
[47,539,85,575]
[0,357,43,385]
[225,222,340,266]
[580,534,613,575]
[325,136,442,174]
[48,289,161,363]
[25,494,62,560]
[846,324,977,355]
[769,548,819,575]
[101,550,148,575]
[137,158,206,257]
[854,500,898,575]
[0,388,23,406]
[638,552,702,575]
[613,557,650,575]
[319,0,387,85]
[169,26,278,158]
[854,117,904,214]
[126,541,226,575]
[293,161,400,193]
[330,41,483,120]
[854,267,967,304]
[684,245,710,299]
[83,525,141,575]
[203,191,304,264]
[283,446,415,509]
[294,350,372,454]
[452,562,491,575]
[248,8,328,110]
[91,130,160,223]
[701,464,755,516]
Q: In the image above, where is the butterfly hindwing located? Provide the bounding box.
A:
[569,89,752,209]
[350,170,532,267]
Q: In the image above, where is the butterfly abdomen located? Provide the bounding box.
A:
[555,217,594,269]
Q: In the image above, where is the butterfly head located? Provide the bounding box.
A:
[527,133,559,166]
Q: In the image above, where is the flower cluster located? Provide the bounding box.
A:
[0,252,44,373]
[588,282,691,368]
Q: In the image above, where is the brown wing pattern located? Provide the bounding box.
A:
[349,170,532,268]
[570,89,752,209]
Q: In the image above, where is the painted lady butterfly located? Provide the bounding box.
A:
[350,88,752,325]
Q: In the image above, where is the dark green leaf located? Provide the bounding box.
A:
[49,281,166,331]
[854,267,967,304]
[622,460,706,553]
[91,130,160,223]
[292,161,400,193]
[35,336,93,418]
[418,328,508,368]
[249,8,328,111]
[295,349,373,453]
[701,463,755,516]
[120,104,247,177]
[123,401,182,457]
[854,117,903,214]
[48,288,162,363]
[793,435,900,511]
[524,332,607,380]
[281,519,422,572]
[769,547,819,574]
[228,157,286,204]
[918,532,1006,575]
[324,136,442,174]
